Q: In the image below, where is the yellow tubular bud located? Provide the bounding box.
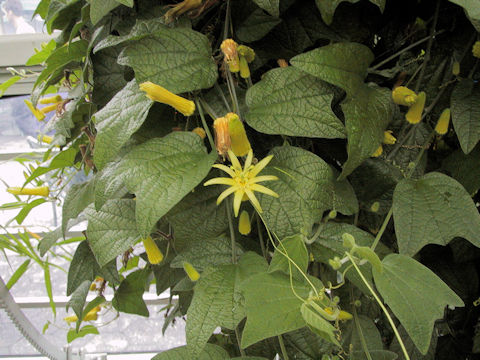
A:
[139,82,195,116]
[371,145,383,157]
[405,91,426,124]
[226,112,251,157]
[192,127,206,139]
[392,86,418,106]
[239,210,251,235]
[324,307,353,321]
[142,236,164,264]
[472,41,480,59]
[435,108,451,135]
[383,130,396,145]
[64,315,78,324]
[183,261,200,281]
[452,61,460,76]
[39,95,63,104]
[277,59,288,68]
[64,306,101,324]
[239,56,250,78]
[213,116,231,157]
[237,45,255,63]
[40,103,58,114]
[164,0,203,24]
[221,39,240,73]
[24,100,45,121]
[38,134,53,144]
[7,186,50,197]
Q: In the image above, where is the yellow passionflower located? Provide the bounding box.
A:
[139,81,195,116]
[204,149,279,217]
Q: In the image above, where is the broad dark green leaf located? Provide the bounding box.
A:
[112,269,149,316]
[94,161,127,210]
[62,179,95,234]
[393,172,480,256]
[442,146,480,195]
[117,132,216,238]
[84,199,140,266]
[252,0,280,17]
[117,27,217,93]
[339,85,393,179]
[315,0,385,25]
[258,145,358,239]
[448,0,480,31]
[240,271,311,348]
[237,9,281,42]
[390,324,437,360]
[90,0,119,25]
[66,280,90,320]
[245,67,345,139]
[290,42,374,96]
[268,234,309,281]
[151,344,229,360]
[373,254,464,354]
[93,80,153,170]
[450,79,480,154]
[283,327,335,359]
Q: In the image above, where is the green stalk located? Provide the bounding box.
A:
[277,335,289,360]
[195,98,215,151]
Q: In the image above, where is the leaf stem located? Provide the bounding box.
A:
[277,335,289,360]
[195,98,215,151]
[235,327,246,357]
[370,207,393,251]
[225,197,237,264]
[351,287,373,360]
[256,213,267,258]
[345,252,410,360]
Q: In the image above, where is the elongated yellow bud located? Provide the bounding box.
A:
[452,61,460,76]
[142,236,164,264]
[38,134,53,144]
[183,261,200,281]
[192,127,206,139]
[239,210,251,235]
[40,103,58,114]
[221,39,240,73]
[7,186,49,197]
[239,56,250,79]
[139,82,195,116]
[392,86,418,106]
[383,130,396,145]
[213,116,231,157]
[24,100,45,121]
[238,45,255,79]
[226,112,251,157]
[164,0,203,24]
[405,91,426,124]
[435,108,450,135]
[39,95,63,104]
[371,145,383,157]
[64,306,101,324]
[473,41,480,59]
[324,307,353,321]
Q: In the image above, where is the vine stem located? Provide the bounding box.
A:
[370,207,393,251]
[277,335,289,360]
[195,98,215,150]
[225,197,237,264]
[256,213,267,258]
[346,252,410,360]
[351,288,373,360]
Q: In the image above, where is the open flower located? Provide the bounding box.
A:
[139,81,195,116]
[221,39,240,73]
[204,149,279,217]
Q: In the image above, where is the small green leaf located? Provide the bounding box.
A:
[25,147,77,186]
[6,260,30,289]
[450,79,480,154]
[66,280,90,320]
[393,172,480,256]
[67,325,99,343]
[0,76,22,97]
[300,302,340,346]
[151,344,229,360]
[84,199,140,266]
[290,42,374,96]
[112,269,149,316]
[118,27,218,93]
[62,179,95,234]
[93,79,153,170]
[268,234,309,280]
[43,263,56,317]
[245,67,345,139]
[252,0,280,17]
[237,9,282,42]
[117,132,216,238]
[15,199,47,225]
[373,254,464,354]
[26,39,56,66]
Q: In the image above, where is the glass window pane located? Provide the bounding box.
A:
[1,0,44,35]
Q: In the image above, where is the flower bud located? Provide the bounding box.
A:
[213,116,231,157]
[370,201,380,213]
[392,86,417,106]
[239,210,251,235]
[329,257,342,270]
[38,134,53,144]
[192,127,206,139]
[328,210,337,219]
[24,100,45,121]
[237,45,255,79]
[7,186,50,197]
[139,82,195,116]
[434,108,450,135]
[371,145,383,157]
[452,61,460,76]
[221,39,240,73]
[405,91,426,124]
[383,130,396,145]
[342,233,356,249]
[472,41,480,59]
[183,261,200,281]
[226,112,251,157]
[142,236,164,264]
[39,95,63,104]
[164,0,203,24]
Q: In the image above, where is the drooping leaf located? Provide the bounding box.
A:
[151,344,230,360]
[84,199,140,266]
[6,260,30,290]
[67,325,99,343]
[240,271,311,348]
[93,79,153,170]
[252,0,280,17]
[0,76,21,97]
[237,9,282,43]
[62,179,95,234]
[373,254,464,354]
[66,280,90,320]
[450,79,480,154]
[117,132,217,238]
[290,42,374,96]
[258,145,358,239]
[15,199,47,225]
[245,67,345,139]
[112,269,149,316]
[268,234,309,281]
[117,27,218,93]
[392,172,480,256]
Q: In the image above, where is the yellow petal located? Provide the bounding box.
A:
[7,186,50,197]
[250,175,278,183]
[40,103,58,114]
[250,184,279,198]
[250,155,274,177]
[24,100,45,121]
[227,149,242,172]
[405,91,426,124]
[434,108,450,135]
[392,86,418,106]
[204,177,236,186]
[216,186,237,205]
[233,189,244,217]
[383,130,396,145]
[371,145,383,157]
[212,164,236,178]
[245,189,262,214]
[39,94,62,104]
[183,261,200,281]
[139,81,195,116]
[244,149,254,169]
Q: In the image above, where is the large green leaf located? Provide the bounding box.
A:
[151,344,229,360]
[84,199,140,266]
[449,0,480,31]
[339,85,393,179]
[245,67,345,139]
[268,234,309,281]
[112,269,149,316]
[392,172,480,256]
[117,132,216,238]
[240,271,311,348]
[62,180,95,234]
[442,145,480,195]
[93,80,153,170]
[290,42,374,96]
[258,145,358,240]
[315,0,385,25]
[390,324,437,360]
[450,79,480,154]
[186,253,267,358]
[90,0,119,25]
[373,254,464,354]
[117,27,218,93]
[94,161,127,211]
[283,327,335,359]
[237,9,282,43]
[252,0,280,17]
